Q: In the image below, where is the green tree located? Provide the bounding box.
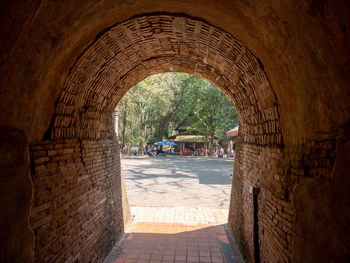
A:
[117,72,239,154]
[189,80,239,154]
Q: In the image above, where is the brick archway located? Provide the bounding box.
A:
[30,13,286,262]
[48,14,281,146]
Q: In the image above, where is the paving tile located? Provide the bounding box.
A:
[199,256,212,262]
[152,249,164,255]
[151,254,163,260]
[211,252,223,258]
[163,249,176,255]
[130,206,229,224]
[200,251,211,257]
[105,223,242,263]
[199,246,211,252]
[175,250,187,255]
[174,255,186,261]
[139,254,151,260]
[212,257,225,263]
[126,253,139,259]
[162,255,174,261]
[187,256,199,261]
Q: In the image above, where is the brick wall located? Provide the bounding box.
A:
[228,131,347,262]
[30,138,130,262]
[229,135,294,262]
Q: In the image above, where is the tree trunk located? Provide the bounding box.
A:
[139,117,146,155]
[121,99,128,149]
[156,118,167,141]
[209,125,216,155]
[128,113,134,155]
[209,135,214,155]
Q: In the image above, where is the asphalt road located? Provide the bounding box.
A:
[122,156,234,208]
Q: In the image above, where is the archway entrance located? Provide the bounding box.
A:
[29,13,287,262]
[108,72,243,262]
[117,72,238,214]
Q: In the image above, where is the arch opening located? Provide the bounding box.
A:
[117,72,239,218]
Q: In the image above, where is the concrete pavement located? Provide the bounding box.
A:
[122,156,234,208]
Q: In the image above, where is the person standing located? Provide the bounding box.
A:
[220,147,224,158]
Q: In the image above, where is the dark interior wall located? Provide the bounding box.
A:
[30,137,130,262]
[289,135,350,262]
[0,127,34,262]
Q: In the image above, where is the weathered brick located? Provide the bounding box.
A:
[30,138,128,262]
[34,157,49,164]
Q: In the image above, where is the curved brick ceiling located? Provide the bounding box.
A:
[49,14,282,146]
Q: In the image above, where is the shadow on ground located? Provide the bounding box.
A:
[122,156,234,185]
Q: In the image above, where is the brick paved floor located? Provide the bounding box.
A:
[104,223,244,263]
[130,206,229,224]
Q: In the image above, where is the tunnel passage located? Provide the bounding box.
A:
[29,14,287,262]
[0,0,349,262]
[26,10,350,263]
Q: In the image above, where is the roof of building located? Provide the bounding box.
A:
[174,135,219,143]
[168,129,205,140]
[226,126,239,138]
[174,135,206,143]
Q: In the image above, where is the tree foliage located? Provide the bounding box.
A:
[117,73,239,152]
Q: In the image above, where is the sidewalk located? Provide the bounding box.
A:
[130,206,228,224]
